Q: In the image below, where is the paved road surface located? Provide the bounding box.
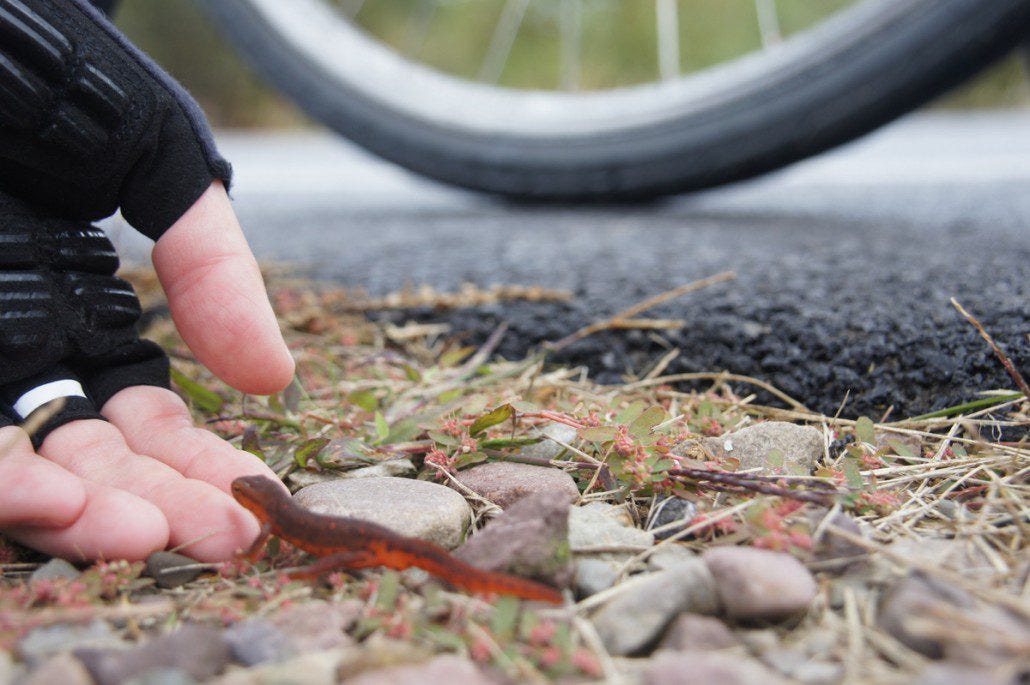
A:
[109,112,1030,420]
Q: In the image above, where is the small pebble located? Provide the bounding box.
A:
[646,545,697,572]
[224,620,296,666]
[452,461,579,508]
[590,558,720,655]
[645,497,699,540]
[342,654,501,685]
[574,558,621,598]
[145,551,204,589]
[293,477,472,549]
[513,422,579,461]
[124,667,199,685]
[702,546,817,620]
[74,624,231,685]
[17,620,125,667]
[21,653,93,685]
[455,490,572,587]
[657,614,740,652]
[29,558,81,583]
[569,502,654,552]
[643,651,786,685]
[341,459,416,479]
[700,421,823,475]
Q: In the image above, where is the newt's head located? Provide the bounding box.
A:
[231,475,287,515]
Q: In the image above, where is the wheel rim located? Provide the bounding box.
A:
[240,0,910,136]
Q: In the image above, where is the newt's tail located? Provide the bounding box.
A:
[375,541,564,604]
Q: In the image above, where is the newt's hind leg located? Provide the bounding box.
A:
[287,550,378,580]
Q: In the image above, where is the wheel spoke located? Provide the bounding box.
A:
[401,0,439,59]
[478,0,532,84]
[755,0,782,48]
[656,0,680,81]
[560,0,582,91]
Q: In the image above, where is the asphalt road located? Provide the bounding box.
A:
[109,112,1030,420]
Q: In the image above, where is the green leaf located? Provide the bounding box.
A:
[842,458,865,489]
[294,438,330,469]
[374,412,390,442]
[454,451,488,470]
[439,346,475,367]
[855,416,876,444]
[170,367,223,413]
[428,430,460,448]
[888,440,917,459]
[347,389,378,412]
[400,364,422,382]
[384,416,425,444]
[438,388,464,404]
[580,426,618,443]
[490,595,520,640]
[375,570,400,610]
[469,404,515,436]
[615,400,646,425]
[629,406,667,437]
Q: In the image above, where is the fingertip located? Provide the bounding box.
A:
[0,427,87,527]
[7,485,169,562]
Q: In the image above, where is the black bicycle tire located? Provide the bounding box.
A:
[200,0,1030,200]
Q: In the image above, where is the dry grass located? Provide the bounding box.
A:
[1,269,1026,683]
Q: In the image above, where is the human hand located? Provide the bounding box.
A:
[0,183,294,562]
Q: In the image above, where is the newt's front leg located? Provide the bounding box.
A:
[241,522,273,562]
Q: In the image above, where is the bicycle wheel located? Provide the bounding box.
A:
[198,0,1030,200]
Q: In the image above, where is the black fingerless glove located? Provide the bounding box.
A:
[0,191,168,445]
[0,0,231,240]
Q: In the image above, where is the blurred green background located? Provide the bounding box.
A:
[113,0,1029,128]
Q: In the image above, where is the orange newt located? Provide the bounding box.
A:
[231,475,564,604]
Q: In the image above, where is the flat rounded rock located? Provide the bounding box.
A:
[452,461,579,508]
[702,547,817,620]
[293,477,472,549]
[700,421,823,475]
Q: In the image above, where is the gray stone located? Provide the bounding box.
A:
[702,421,823,475]
[21,653,93,685]
[657,614,740,652]
[225,620,296,666]
[455,490,572,587]
[267,600,361,652]
[590,558,720,655]
[574,558,621,598]
[915,662,1020,685]
[341,459,417,479]
[452,461,579,508]
[568,502,654,552]
[17,620,126,667]
[342,654,500,685]
[513,422,580,461]
[293,477,472,549]
[646,497,699,540]
[878,572,1030,665]
[145,551,204,589]
[702,546,817,620]
[74,625,231,685]
[643,651,786,685]
[124,668,199,685]
[29,558,81,583]
[219,650,346,685]
[791,661,845,685]
[646,545,697,572]
[808,509,867,570]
